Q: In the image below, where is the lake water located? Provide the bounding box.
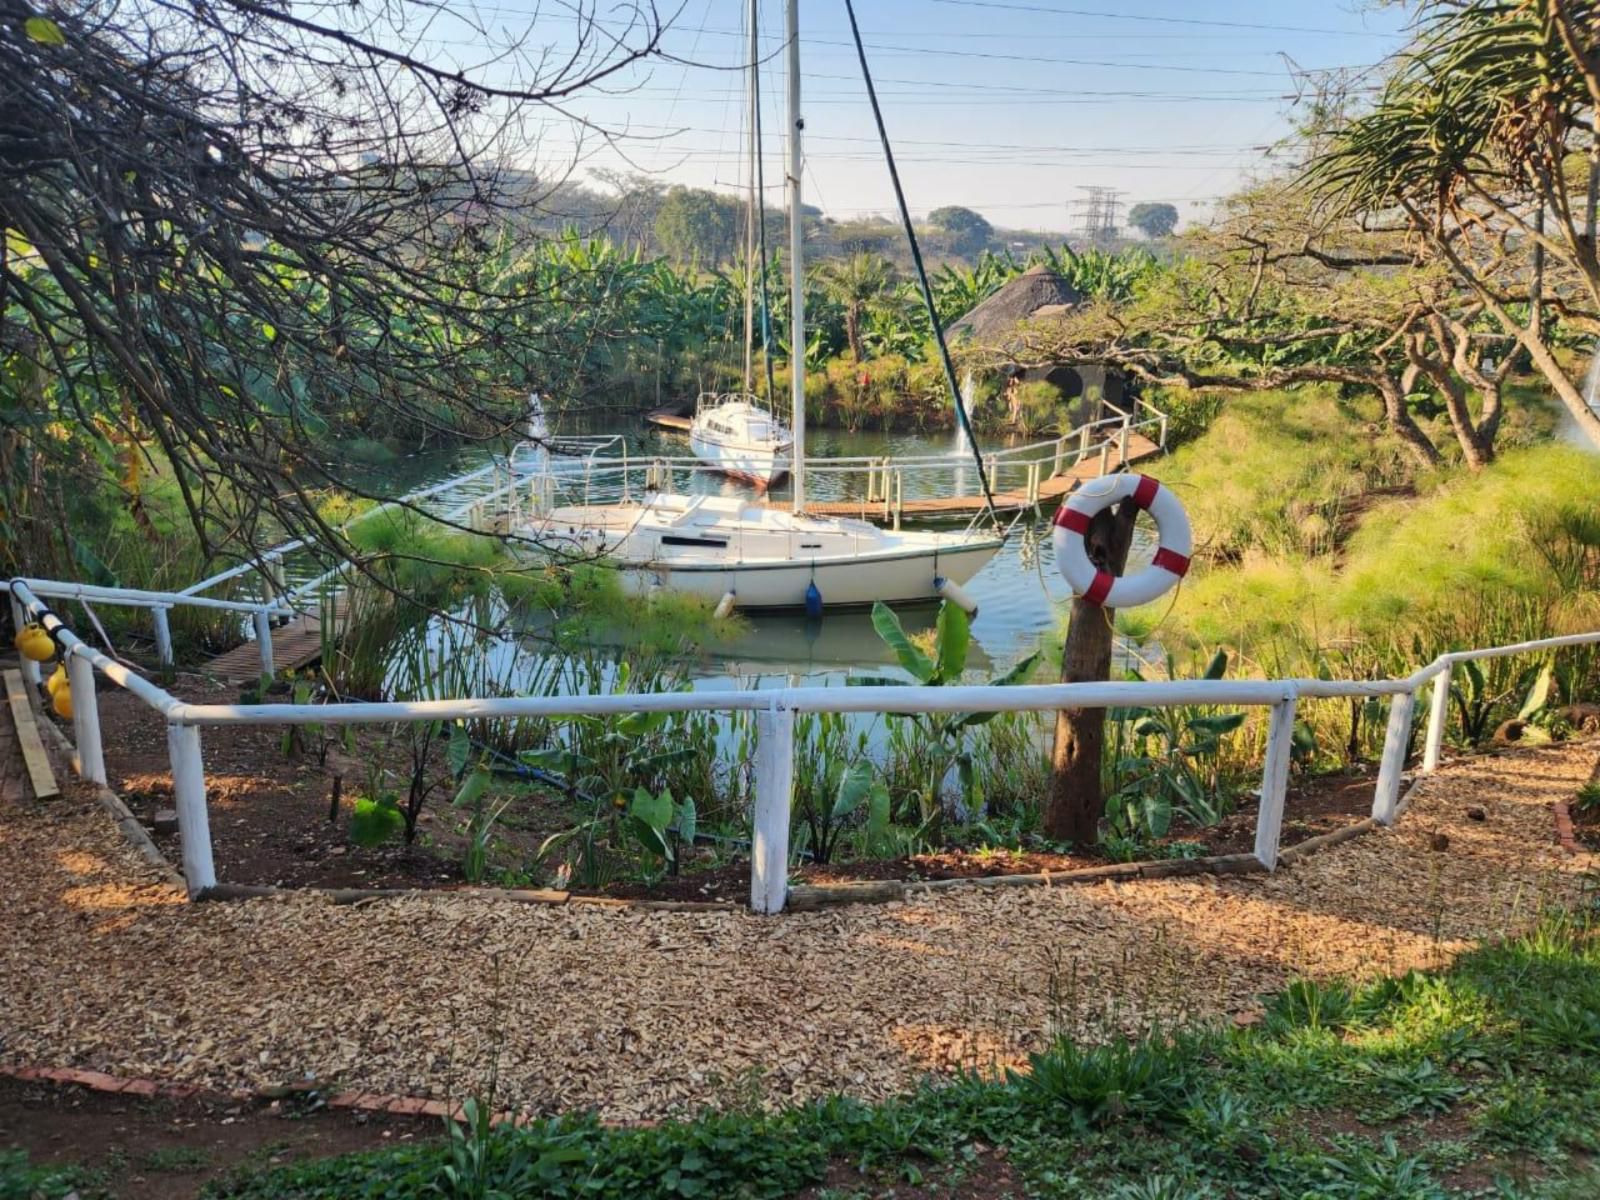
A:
[354,418,1155,688]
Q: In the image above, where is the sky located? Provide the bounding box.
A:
[404,0,1417,235]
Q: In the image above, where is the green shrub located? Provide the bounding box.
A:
[348,794,405,847]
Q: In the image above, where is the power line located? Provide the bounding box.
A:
[923,0,1398,37]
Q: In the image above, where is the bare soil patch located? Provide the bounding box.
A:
[0,1076,435,1200]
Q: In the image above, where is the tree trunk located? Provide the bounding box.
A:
[1370,371,1442,468]
[846,307,864,362]
[1408,336,1494,469]
[1045,499,1138,846]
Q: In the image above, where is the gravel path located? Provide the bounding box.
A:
[1,740,1594,1121]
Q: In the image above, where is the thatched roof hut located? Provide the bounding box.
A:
[948,264,1125,423]
[947,264,1082,347]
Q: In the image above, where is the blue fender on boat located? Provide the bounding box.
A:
[804,581,823,618]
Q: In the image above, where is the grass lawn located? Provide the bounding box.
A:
[10,896,1597,1199]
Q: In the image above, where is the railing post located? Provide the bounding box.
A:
[152,606,174,668]
[1422,663,1452,772]
[1099,442,1111,476]
[1159,414,1169,450]
[266,557,288,620]
[1372,690,1417,825]
[1255,694,1297,870]
[8,593,41,688]
[1118,417,1130,463]
[167,722,216,896]
[1078,424,1091,463]
[253,609,275,683]
[893,471,903,532]
[66,649,106,785]
[750,704,794,914]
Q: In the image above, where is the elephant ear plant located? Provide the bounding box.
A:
[852,600,1038,838]
[522,708,703,885]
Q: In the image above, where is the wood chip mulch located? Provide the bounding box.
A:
[0,739,1594,1122]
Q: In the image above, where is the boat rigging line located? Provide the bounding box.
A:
[752,0,779,407]
[839,0,1001,527]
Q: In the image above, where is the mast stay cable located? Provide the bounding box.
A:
[840,0,1000,526]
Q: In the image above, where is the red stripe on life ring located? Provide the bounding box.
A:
[1055,507,1091,534]
[1084,571,1115,605]
[1131,475,1160,510]
[1152,546,1190,577]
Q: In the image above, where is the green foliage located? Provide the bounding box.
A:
[927,205,993,258]
[1104,652,1248,849]
[349,794,405,848]
[652,187,739,267]
[1128,388,1600,769]
[854,600,1038,831]
[1575,780,1600,814]
[1009,1034,1199,1130]
[0,1151,102,1200]
[1127,202,1179,239]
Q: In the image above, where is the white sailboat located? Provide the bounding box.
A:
[511,0,1003,612]
[687,392,792,486]
[684,22,792,488]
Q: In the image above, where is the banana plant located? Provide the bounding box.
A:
[851,600,1038,836]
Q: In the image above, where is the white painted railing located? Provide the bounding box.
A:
[483,408,1165,534]
[8,576,1597,914]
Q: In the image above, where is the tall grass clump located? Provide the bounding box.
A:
[1151,385,1425,562]
[1131,406,1600,764]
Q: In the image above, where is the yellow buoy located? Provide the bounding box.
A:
[14,622,55,663]
[51,684,73,720]
[46,663,68,696]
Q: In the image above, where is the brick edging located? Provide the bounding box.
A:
[0,1064,654,1129]
[1554,798,1579,854]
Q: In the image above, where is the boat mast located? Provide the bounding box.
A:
[741,0,757,394]
[786,0,806,513]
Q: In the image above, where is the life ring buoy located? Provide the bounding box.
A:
[1053,473,1191,607]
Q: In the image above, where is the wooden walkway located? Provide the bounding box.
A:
[203,597,346,682]
[761,431,1162,519]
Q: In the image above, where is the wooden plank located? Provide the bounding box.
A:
[3,668,59,800]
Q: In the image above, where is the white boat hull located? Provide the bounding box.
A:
[687,429,792,487]
[614,539,997,609]
[517,493,1001,611]
[686,395,792,487]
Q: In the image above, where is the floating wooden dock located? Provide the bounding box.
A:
[758,430,1162,520]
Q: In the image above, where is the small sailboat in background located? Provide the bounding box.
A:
[688,392,792,486]
[685,12,793,489]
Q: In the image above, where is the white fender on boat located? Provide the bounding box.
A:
[935,576,979,616]
[1052,473,1191,608]
[714,590,738,620]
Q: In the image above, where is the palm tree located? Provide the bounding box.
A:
[817,252,897,362]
